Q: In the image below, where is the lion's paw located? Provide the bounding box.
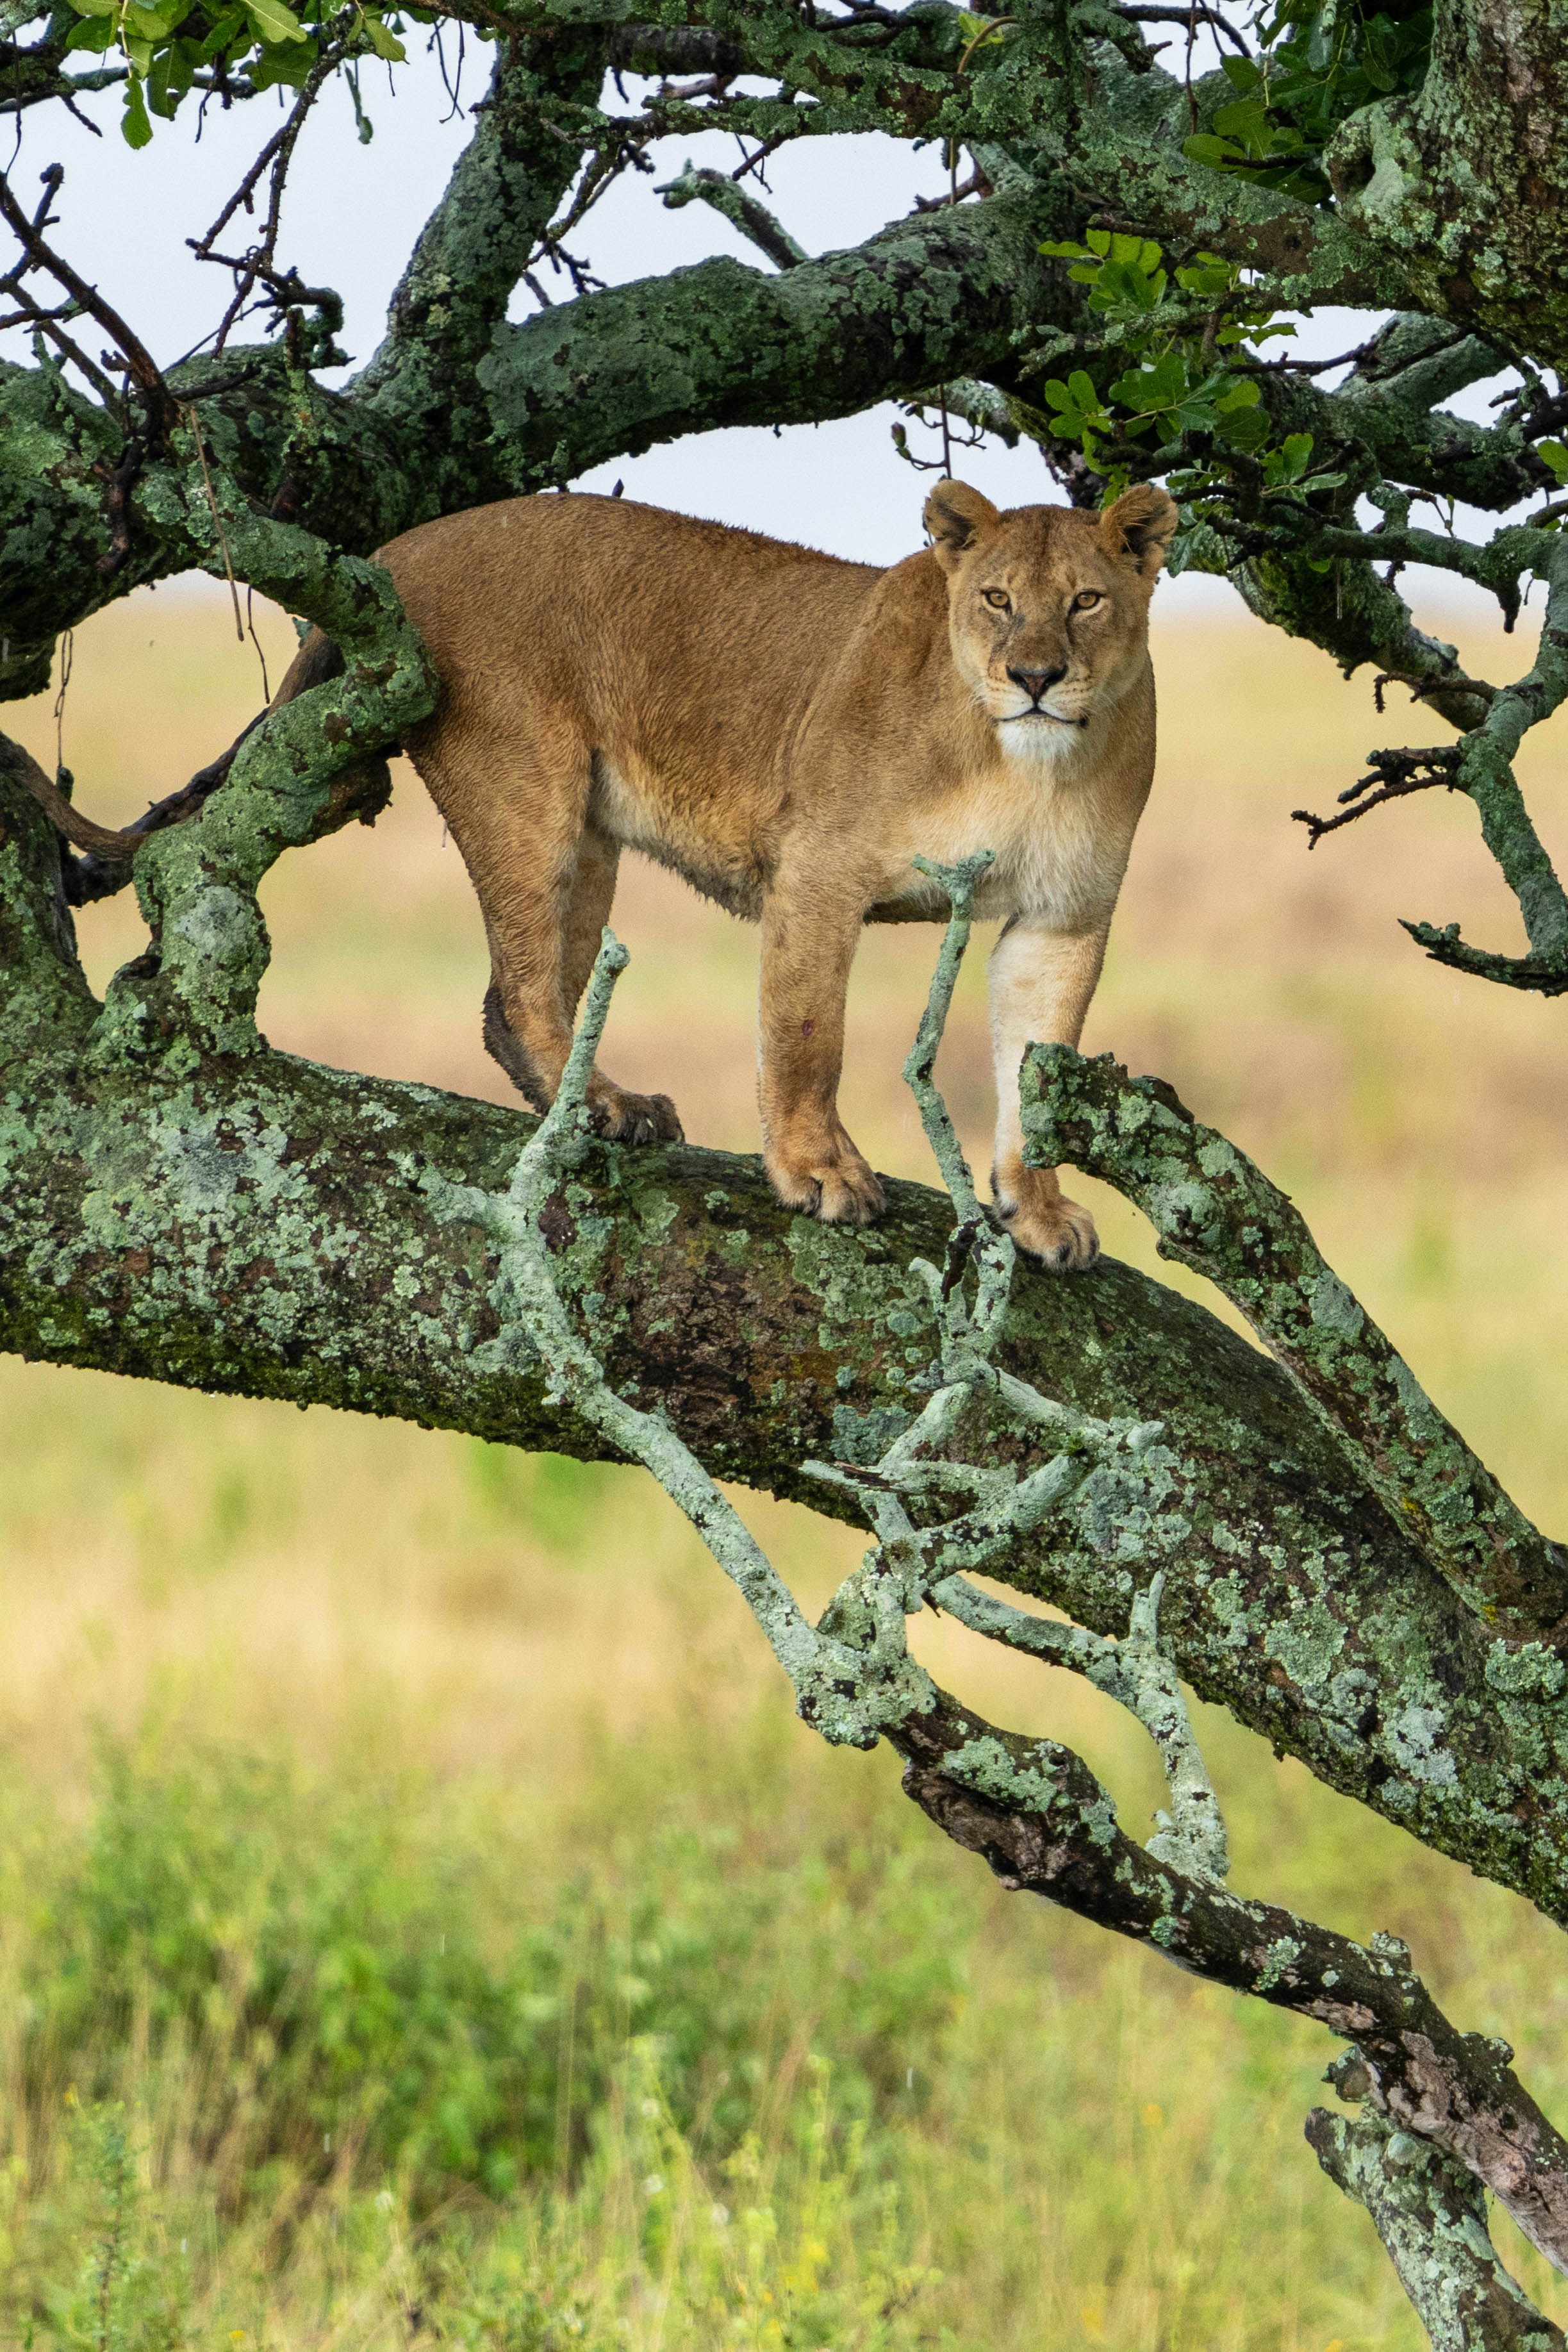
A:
[767,1139,885,1227]
[588,1086,684,1147]
[996,1189,1099,1271]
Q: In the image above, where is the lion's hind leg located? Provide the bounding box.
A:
[406,715,679,1145]
[557,823,682,1146]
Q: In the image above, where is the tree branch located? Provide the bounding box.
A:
[1307,2110,1568,2349]
[1021,1045,1568,1637]
[356,30,612,436]
[656,161,809,270]
[465,895,1568,2324]
[1325,0,1568,365]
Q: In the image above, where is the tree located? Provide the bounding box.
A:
[3,0,1568,2334]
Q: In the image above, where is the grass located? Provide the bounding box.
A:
[3,576,1568,2347]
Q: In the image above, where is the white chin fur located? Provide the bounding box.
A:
[996,713,1089,763]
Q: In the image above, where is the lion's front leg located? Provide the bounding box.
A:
[988,915,1110,1270]
[757,871,884,1227]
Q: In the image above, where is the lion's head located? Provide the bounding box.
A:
[924,479,1178,751]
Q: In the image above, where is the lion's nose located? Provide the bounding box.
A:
[1007,663,1068,701]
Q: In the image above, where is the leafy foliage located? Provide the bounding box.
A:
[1032,232,1346,556]
[1182,3,1435,204]
[59,0,428,147]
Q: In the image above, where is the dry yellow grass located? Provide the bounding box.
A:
[4,574,1568,2349]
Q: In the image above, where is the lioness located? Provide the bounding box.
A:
[44,479,1175,1266]
[299,479,1171,1266]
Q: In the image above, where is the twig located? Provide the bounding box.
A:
[51,625,71,781]
[1292,744,1465,845]
[0,160,173,425]
[184,406,245,642]
[656,161,807,269]
[188,29,347,351]
[1373,667,1498,716]
[1114,2,1250,52]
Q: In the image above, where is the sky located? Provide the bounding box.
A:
[1,31,1519,623]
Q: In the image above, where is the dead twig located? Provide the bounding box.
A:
[1115,2,1250,52]
[188,26,349,351]
[1373,666,1498,715]
[1293,745,1465,847]
[0,159,175,426]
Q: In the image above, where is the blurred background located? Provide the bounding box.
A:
[4,40,1568,2349]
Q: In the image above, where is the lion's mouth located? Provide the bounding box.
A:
[999,708,1087,729]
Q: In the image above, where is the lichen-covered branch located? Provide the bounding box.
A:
[357,34,611,441]
[1021,1045,1568,1637]
[1306,2110,1567,2351]
[1398,535,1568,993]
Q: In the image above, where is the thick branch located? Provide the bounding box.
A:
[1326,0,1568,365]
[1307,2111,1568,2349]
[1021,1045,1568,1636]
[357,32,610,436]
[894,1683,1568,2276]
[1,194,1063,683]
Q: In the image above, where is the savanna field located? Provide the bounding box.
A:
[4,570,1568,2351]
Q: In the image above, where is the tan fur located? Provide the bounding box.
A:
[274,479,1176,1264]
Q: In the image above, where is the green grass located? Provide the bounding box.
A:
[3,1564,1568,2352]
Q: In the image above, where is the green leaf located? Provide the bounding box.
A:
[147,33,195,115]
[1176,256,1237,298]
[1110,353,1189,413]
[1538,440,1568,484]
[243,0,306,41]
[124,0,186,37]
[359,10,406,58]
[198,10,245,56]
[1216,402,1271,452]
[247,35,316,79]
[1220,53,1262,87]
[121,71,153,145]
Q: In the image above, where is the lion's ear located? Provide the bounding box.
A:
[924,479,1002,570]
[1099,483,1179,577]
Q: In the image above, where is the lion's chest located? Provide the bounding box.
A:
[880,756,1128,929]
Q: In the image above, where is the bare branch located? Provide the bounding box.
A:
[1294,743,1465,846]
[1114,3,1250,53]
[656,161,808,269]
[0,159,176,429]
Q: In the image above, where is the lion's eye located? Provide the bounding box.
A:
[982,588,1011,611]
[1073,590,1103,611]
